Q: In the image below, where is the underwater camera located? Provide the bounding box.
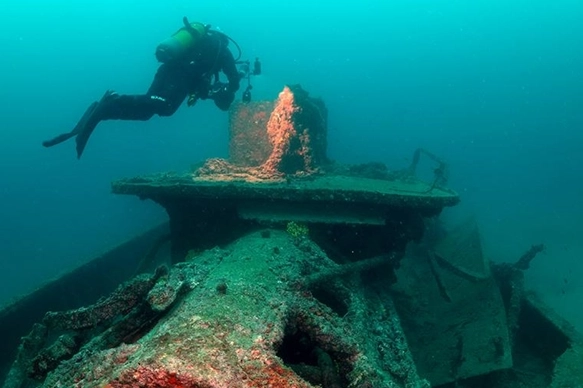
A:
[237,57,262,103]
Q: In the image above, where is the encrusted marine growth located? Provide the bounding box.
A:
[195,85,329,181]
[3,265,200,388]
[229,100,275,166]
[4,231,428,388]
[261,85,328,176]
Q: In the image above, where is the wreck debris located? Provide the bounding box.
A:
[42,270,161,331]
[513,243,545,270]
[426,251,452,302]
[489,243,544,360]
[0,225,170,386]
[112,172,459,264]
[3,79,579,388]
[146,262,199,312]
[28,334,80,381]
[432,216,491,282]
[406,148,449,191]
[4,231,432,388]
[494,243,545,349]
[2,323,47,387]
[304,254,391,289]
[395,217,583,387]
[4,264,202,387]
[392,217,513,386]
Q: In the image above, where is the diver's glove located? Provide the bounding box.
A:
[187,94,199,107]
[209,82,235,111]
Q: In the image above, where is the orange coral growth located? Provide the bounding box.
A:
[107,366,198,388]
[197,86,327,183]
[259,85,327,176]
[261,86,303,177]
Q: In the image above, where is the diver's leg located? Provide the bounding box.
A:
[74,91,174,158]
[42,101,99,147]
[44,63,192,155]
[100,61,194,120]
[75,64,190,158]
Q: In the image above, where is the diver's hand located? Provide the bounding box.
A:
[210,83,235,111]
[187,94,198,107]
[209,82,229,96]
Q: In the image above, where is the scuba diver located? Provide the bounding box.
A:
[42,17,243,159]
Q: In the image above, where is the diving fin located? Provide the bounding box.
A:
[75,90,115,159]
[42,101,99,148]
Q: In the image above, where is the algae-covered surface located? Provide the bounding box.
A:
[112,173,459,210]
[5,230,429,388]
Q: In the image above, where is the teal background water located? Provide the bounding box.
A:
[0,1,581,327]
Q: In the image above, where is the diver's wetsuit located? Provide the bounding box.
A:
[99,32,240,121]
[42,30,240,158]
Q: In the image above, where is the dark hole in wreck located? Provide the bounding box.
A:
[310,287,350,318]
[276,326,349,388]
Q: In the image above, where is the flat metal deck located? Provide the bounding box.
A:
[111,173,460,218]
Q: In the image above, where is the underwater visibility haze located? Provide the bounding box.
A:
[0,0,582,341]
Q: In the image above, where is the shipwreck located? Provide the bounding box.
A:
[1,85,581,388]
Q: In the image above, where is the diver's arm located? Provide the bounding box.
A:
[221,49,240,93]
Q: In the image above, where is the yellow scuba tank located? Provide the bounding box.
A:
[155,18,207,63]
